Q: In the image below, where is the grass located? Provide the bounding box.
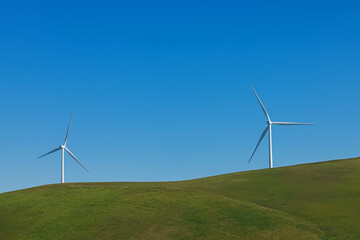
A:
[1,157,360,239]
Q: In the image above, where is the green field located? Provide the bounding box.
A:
[1,157,360,240]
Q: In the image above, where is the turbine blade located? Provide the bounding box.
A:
[65,147,89,172]
[251,84,270,121]
[64,113,73,146]
[248,126,269,163]
[37,147,61,159]
[272,122,317,125]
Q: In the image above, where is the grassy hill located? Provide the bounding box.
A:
[1,157,360,240]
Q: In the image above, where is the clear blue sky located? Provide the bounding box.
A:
[1,0,359,193]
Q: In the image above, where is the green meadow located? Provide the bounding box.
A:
[1,157,359,240]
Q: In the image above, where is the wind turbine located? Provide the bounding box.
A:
[249,85,316,168]
[38,113,88,183]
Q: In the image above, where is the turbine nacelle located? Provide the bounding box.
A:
[60,145,65,149]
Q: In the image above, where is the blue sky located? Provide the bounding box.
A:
[1,1,359,193]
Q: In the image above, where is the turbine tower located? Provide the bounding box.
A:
[249,85,316,168]
[38,113,88,183]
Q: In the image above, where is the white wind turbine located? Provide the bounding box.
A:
[249,85,316,168]
[38,113,88,183]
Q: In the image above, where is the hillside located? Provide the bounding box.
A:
[1,158,360,240]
